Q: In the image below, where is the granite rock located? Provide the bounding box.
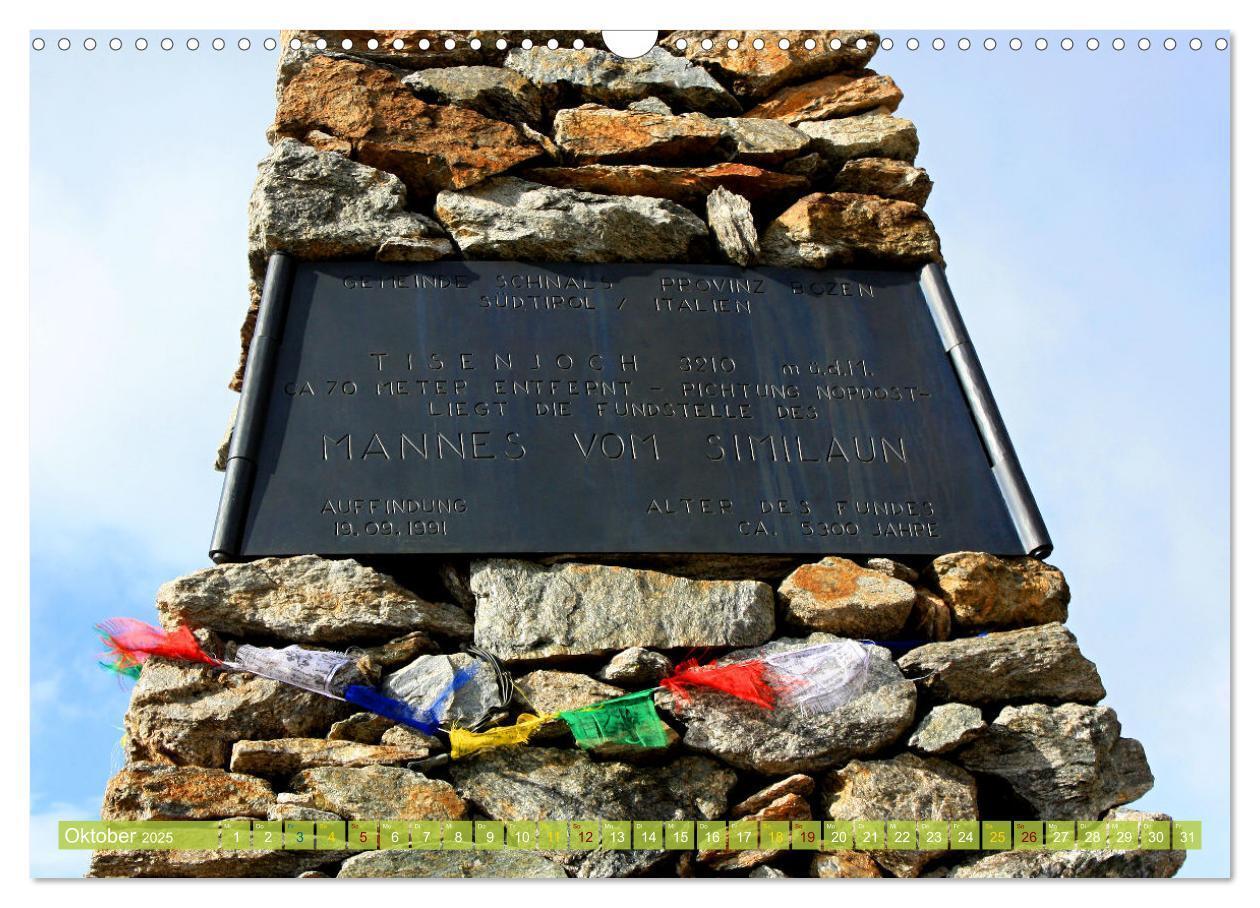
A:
[273,55,542,196]
[908,704,987,755]
[268,801,342,823]
[864,557,919,583]
[89,849,343,878]
[379,725,444,751]
[596,648,673,686]
[339,849,567,878]
[434,177,710,263]
[437,561,477,612]
[470,559,775,661]
[781,152,831,185]
[929,552,1070,631]
[822,753,978,877]
[552,105,731,164]
[777,556,917,636]
[326,712,393,744]
[948,809,1183,878]
[543,553,801,584]
[955,704,1154,818]
[229,737,433,775]
[662,636,916,774]
[101,766,275,820]
[707,187,759,266]
[521,162,807,207]
[760,192,942,268]
[290,766,468,820]
[382,653,505,728]
[745,71,903,124]
[902,588,953,642]
[214,402,236,472]
[123,661,351,768]
[301,128,352,155]
[834,157,933,206]
[811,851,884,878]
[949,845,1185,878]
[156,555,473,645]
[700,786,811,871]
[358,631,439,670]
[897,623,1106,706]
[730,774,815,818]
[716,117,810,166]
[515,670,626,714]
[403,65,542,124]
[798,113,919,167]
[750,865,790,878]
[247,138,453,282]
[519,122,562,162]
[450,747,736,877]
[661,30,880,100]
[630,97,674,115]
[504,46,740,115]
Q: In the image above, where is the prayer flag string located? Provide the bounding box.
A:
[91,616,481,736]
[93,617,883,759]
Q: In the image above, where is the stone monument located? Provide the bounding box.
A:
[91,29,1182,879]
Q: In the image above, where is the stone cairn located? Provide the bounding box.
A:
[95,30,1181,879]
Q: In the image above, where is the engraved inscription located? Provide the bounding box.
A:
[225,262,1028,557]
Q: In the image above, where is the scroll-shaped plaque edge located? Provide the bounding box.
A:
[210,251,295,564]
[918,262,1053,559]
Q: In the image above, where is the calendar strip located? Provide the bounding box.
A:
[58,819,1202,852]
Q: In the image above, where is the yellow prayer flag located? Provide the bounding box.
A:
[449,713,554,759]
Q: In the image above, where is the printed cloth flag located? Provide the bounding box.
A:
[343,663,482,735]
[95,618,221,677]
[449,713,553,759]
[103,661,143,681]
[660,657,777,707]
[385,656,496,729]
[762,640,871,714]
[344,684,443,735]
[225,644,360,698]
[559,689,670,750]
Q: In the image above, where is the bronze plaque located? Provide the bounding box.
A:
[211,256,1050,561]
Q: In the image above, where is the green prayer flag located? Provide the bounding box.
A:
[559,690,670,749]
[99,660,142,680]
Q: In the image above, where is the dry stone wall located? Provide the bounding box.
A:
[231,28,939,390]
[99,30,1180,879]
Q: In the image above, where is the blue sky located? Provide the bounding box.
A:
[28,30,1230,877]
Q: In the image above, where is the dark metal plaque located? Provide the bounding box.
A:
[212,256,1050,561]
